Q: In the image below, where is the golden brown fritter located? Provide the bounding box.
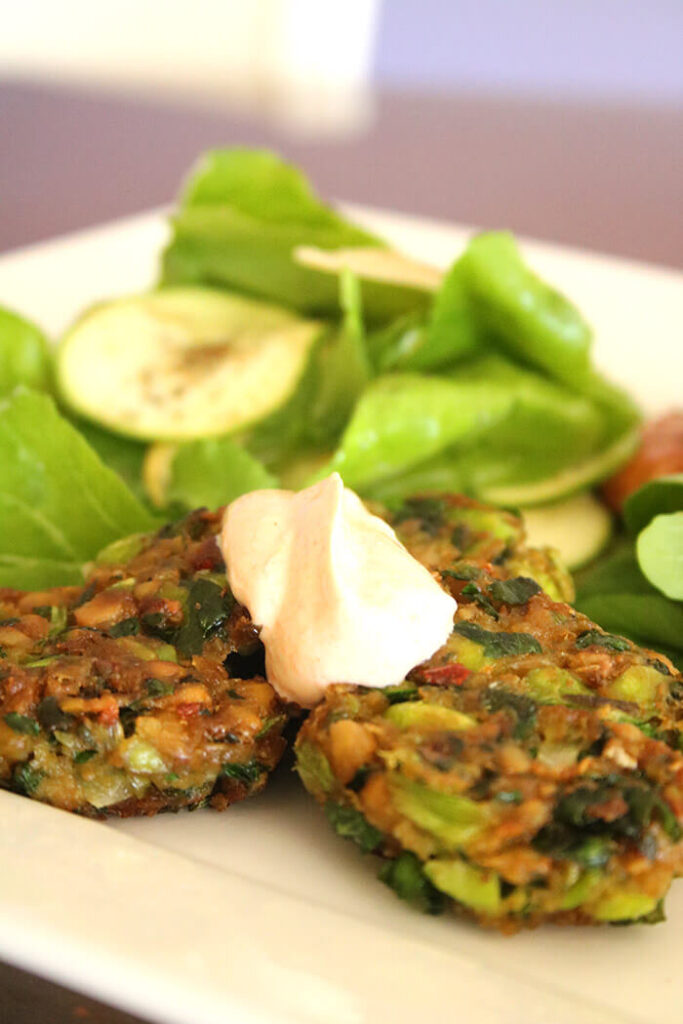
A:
[0,509,286,817]
[296,500,683,931]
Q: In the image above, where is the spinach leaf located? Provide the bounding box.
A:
[488,577,542,606]
[0,390,157,588]
[574,629,631,652]
[175,577,235,656]
[453,621,542,657]
[108,618,140,638]
[36,697,74,731]
[393,496,448,535]
[324,801,384,853]
[461,582,499,619]
[482,686,537,738]
[0,306,52,395]
[378,852,445,915]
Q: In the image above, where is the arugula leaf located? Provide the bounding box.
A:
[0,390,157,588]
[0,306,52,395]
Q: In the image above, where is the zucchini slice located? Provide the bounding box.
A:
[56,287,324,441]
[521,491,613,570]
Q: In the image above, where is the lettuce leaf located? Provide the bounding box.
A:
[160,149,428,324]
[0,390,157,588]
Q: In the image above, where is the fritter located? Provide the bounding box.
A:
[296,503,683,931]
[384,493,574,603]
[0,509,286,817]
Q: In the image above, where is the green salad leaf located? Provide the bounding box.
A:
[74,418,149,502]
[0,390,157,588]
[318,354,612,501]
[0,306,53,395]
[637,513,683,601]
[458,232,593,388]
[576,472,683,672]
[316,370,515,491]
[155,435,276,512]
[161,149,429,324]
[624,474,683,535]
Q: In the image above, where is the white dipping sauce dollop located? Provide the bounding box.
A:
[220,473,457,706]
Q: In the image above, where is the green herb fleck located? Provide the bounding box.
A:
[442,565,480,582]
[219,759,265,786]
[3,712,40,736]
[13,762,44,795]
[383,683,420,705]
[36,697,74,731]
[176,578,235,656]
[145,678,175,698]
[488,577,542,606]
[453,621,542,657]
[109,617,140,638]
[324,801,384,853]
[482,686,537,738]
[575,630,631,652]
[461,582,499,619]
[255,714,286,739]
[73,749,97,764]
[378,852,445,915]
[394,497,446,536]
[495,790,523,804]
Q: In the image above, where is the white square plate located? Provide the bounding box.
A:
[0,207,682,1024]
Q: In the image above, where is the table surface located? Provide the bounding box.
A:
[0,78,681,1024]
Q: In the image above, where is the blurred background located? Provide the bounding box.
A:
[0,0,681,265]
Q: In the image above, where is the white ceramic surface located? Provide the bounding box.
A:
[0,208,681,1024]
